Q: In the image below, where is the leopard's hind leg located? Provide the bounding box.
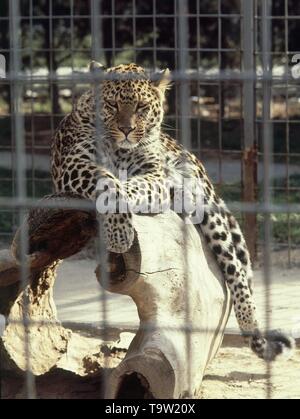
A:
[226,211,254,294]
[200,202,294,361]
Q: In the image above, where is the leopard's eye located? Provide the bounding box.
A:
[105,100,118,109]
[136,103,148,113]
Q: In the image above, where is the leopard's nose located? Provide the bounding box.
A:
[119,126,136,136]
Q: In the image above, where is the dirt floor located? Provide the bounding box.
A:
[53,256,300,399]
[2,340,299,399]
[200,344,300,399]
[1,248,300,399]
[50,257,300,337]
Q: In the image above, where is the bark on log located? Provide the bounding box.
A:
[96,212,231,399]
[0,194,231,398]
[0,195,97,375]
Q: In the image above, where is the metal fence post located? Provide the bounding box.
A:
[261,0,274,400]
[9,0,36,400]
[241,0,257,263]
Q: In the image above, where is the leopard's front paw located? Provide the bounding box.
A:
[103,213,135,254]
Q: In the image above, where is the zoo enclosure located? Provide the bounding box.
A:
[0,0,299,262]
[0,0,299,399]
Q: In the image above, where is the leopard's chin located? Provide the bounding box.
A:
[118,139,140,150]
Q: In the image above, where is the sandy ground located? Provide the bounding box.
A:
[52,258,300,399]
[1,257,299,399]
[2,343,299,399]
[54,259,300,338]
[200,345,300,399]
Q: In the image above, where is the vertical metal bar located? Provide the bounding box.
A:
[29,0,36,198]
[242,0,255,152]
[178,0,191,150]
[241,0,257,262]
[132,0,137,62]
[174,0,179,141]
[177,0,192,396]
[284,0,291,267]
[196,0,201,155]
[90,0,110,398]
[10,10,17,239]
[91,0,103,63]
[218,0,223,185]
[9,0,36,399]
[49,0,54,141]
[70,0,75,109]
[261,0,273,400]
[111,0,116,65]
[152,0,157,69]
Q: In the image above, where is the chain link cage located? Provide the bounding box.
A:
[0,0,299,400]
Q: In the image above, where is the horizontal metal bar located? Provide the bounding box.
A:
[0,70,297,83]
[0,197,95,211]
[0,14,244,20]
[0,197,300,215]
[1,13,300,20]
[0,46,242,53]
[0,318,289,336]
[0,13,299,20]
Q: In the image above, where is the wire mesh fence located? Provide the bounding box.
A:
[0,0,299,400]
[0,0,299,260]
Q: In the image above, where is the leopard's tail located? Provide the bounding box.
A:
[249,329,295,362]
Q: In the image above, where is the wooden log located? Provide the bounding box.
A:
[0,193,231,398]
[0,194,97,375]
[1,261,72,375]
[96,212,231,399]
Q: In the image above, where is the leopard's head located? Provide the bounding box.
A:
[86,62,171,150]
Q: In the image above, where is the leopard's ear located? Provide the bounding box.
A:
[89,61,106,73]
[152,68,171,94]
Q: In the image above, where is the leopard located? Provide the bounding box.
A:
[51,61,294,362]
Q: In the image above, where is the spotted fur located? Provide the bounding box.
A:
[51,62,294,361]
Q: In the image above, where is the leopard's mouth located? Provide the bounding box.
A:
[118,138,139,149]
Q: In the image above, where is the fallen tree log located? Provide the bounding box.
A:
[96,212,231,399]
[0,195,97,375]
[0,194,231,398]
